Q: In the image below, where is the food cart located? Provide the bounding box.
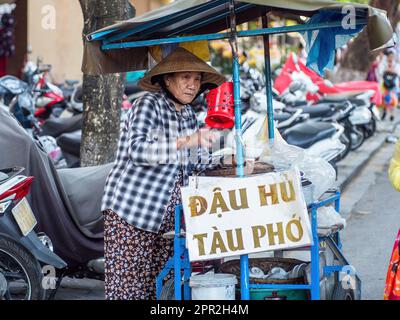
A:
[85,0,394,300]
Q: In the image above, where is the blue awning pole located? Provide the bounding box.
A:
[228,0,250,301]
[262,15,275,144]
[229,1,244,177]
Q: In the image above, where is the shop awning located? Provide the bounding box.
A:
[82,0,394,75]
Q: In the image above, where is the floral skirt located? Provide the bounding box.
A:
[104,173,183,300]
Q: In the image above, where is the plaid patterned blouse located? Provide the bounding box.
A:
[101,90,219,233]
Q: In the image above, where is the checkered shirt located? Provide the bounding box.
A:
[101,90,220,233]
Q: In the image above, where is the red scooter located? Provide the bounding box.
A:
[0,167,66,300]
[23,61,67,125]
[274,53,383,105]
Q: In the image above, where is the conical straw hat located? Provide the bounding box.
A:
[139,47,225,92]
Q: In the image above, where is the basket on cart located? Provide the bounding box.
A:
[217,257,310,300]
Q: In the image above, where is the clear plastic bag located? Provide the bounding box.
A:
[317,206,346,229]
[299,154,336,202]
[260,130,336,202]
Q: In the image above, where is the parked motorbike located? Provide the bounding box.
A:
[275,53,382,106]
[23,60,67,123]
[0,76,38,133]
[0,76,68,169]
[0,167,66,300]
[0,107,105,298]
[281,103,356,166]
[278,80,371,152]
[218,104,346,171]
[321,89,379,141]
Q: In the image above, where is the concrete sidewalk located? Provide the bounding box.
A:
[337,119,400,192]
[339,141,400,300]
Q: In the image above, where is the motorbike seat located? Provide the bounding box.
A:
[301,102,346,119]
[323,90,365,101]
[287,100,308,107]
[41,114,83,138]
[345,99,366,108]
[282,121,337,149]
[57,163,113,234]
[274,112,292,122]
[57,130,81,157]
[319,97,366,108]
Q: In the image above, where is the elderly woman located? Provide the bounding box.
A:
[102,48,226,300]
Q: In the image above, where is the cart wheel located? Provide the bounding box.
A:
[160,279,175,300]
[331,283,355,300]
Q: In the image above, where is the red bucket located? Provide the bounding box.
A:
[205,82,235,129]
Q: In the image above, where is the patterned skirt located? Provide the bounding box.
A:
[104,172,183,300]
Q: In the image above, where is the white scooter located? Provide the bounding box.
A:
[213,110,346,167]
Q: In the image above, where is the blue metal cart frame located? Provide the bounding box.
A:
[156,190,361,300]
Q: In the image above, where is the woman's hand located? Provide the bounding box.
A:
[223,155,255,175]
[177,128,220,149]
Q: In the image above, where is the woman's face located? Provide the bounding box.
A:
[164,72,202,105]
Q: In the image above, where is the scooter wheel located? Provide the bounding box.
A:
[0,235,46,300]
[349,127,365,151]
[363,118,377,139]
[331,282,355,300]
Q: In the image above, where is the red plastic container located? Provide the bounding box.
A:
[205,82,235,129]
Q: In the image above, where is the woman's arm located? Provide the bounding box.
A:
[389,140,400,192]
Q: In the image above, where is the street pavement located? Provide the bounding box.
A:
[53,277,104,300]
[339,122,400,300]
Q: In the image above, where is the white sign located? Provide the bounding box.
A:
[181,169,312,261]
